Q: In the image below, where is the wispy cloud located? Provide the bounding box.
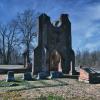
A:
[85,41,100,51]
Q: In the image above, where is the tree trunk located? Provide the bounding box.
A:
[26,42,30,67]
[6,44,11,64]
[2,36,6,64]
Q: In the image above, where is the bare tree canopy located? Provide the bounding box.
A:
[0,20,21,64]
[0,9,39,65]
[75,49,100,67]
[16,9,39,64]
[0,24,7,64]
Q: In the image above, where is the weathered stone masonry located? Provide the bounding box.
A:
[34,13,76,74]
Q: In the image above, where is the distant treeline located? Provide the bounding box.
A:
[75,50,100,67]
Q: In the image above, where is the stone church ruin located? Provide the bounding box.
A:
[34,13,76,75]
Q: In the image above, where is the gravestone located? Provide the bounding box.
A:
[50,71,63,79]
[6,71,15,82]
[23,72,33,81]
[36,72,49,80]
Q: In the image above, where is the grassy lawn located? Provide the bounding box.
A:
[0,75,68,99]
[0,79,68,91]
[0,74,99,100]
[0,74,69,91]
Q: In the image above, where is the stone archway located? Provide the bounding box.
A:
[49,50,62,72]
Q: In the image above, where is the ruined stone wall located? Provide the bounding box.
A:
[34,13,75,74]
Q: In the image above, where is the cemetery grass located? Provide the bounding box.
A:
[0,74,100,100]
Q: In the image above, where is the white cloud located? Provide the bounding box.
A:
[69,1,100,51]
[85,24,99,38]
[87,4,100,20]
[85,41,100,51]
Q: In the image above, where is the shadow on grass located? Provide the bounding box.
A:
[64,75,79,79]
[26,79,69,90]
[25,84,68,90]
[6,79,69,92]
[0,77,76,92]
[53,79,68,85]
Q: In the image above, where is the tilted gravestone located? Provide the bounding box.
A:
[50,71,63,79]
[6,71,15,82]
[23,72,33,81]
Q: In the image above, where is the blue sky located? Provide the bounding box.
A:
[0,0,100,52]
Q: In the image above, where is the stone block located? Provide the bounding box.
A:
[36,72,49,80]
[23,72,33,81]
[6,71,15,82]
[79,67,100,83]
[50,71,63,79]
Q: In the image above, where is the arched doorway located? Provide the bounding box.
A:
[49,50,62,72]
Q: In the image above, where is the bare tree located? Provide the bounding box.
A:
[17,9,38,65]
[6,20,19,64]
[75,49,81,67]
[0,20,20,64]
[75,49,100,68]
[0,9,39,65]
[0,24,7,64]
[90,51,97,66]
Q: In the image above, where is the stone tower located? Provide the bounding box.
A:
[34,13,76,75]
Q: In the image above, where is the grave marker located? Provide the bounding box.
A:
[23,72,33,81]
[50,71,63,79]
[6,71,15,82]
